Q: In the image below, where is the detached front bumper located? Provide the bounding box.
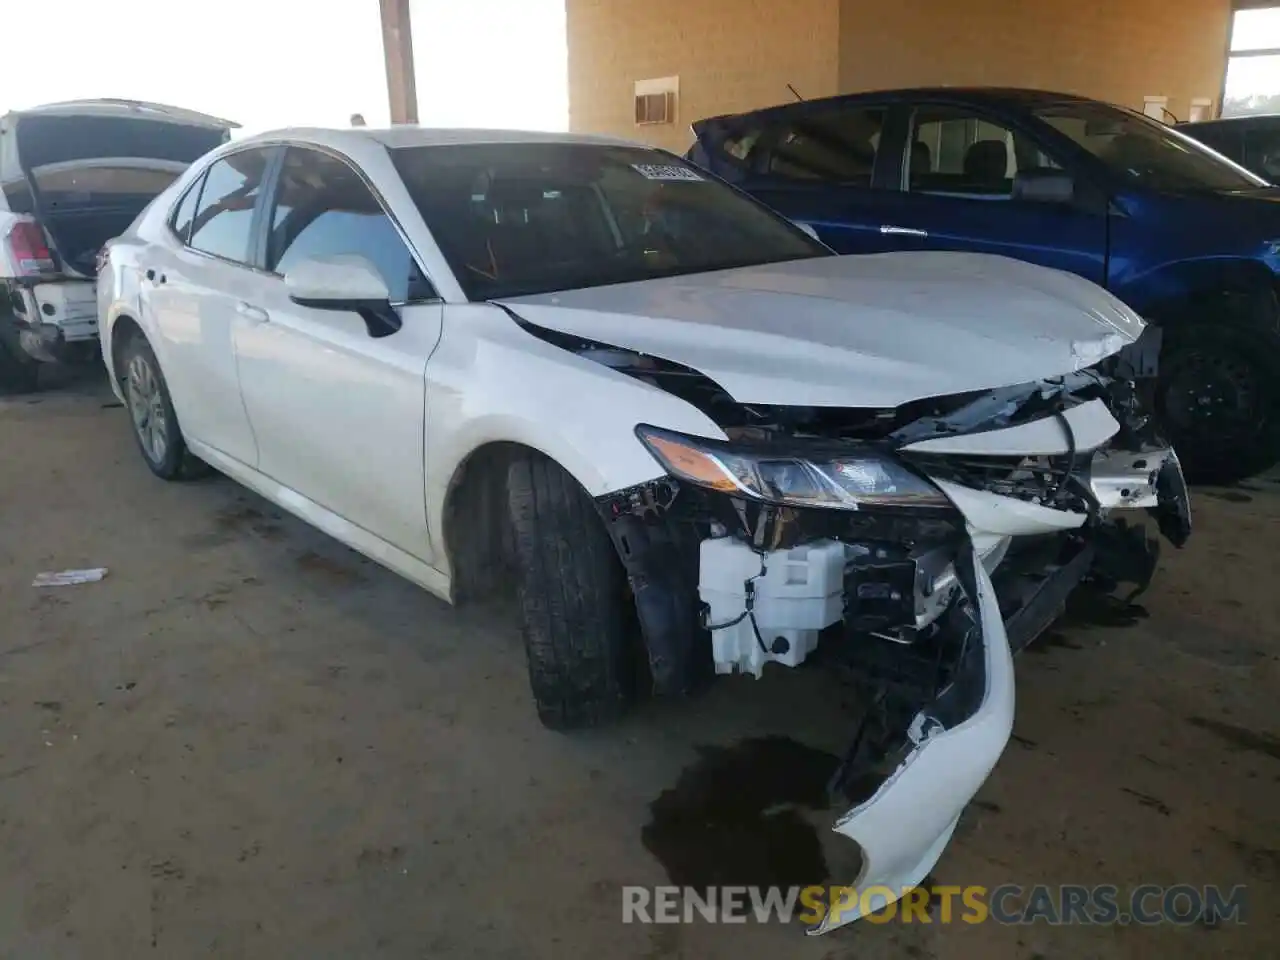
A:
[808,443,1190,934]
[809,545,1016,933]
[603,386,1192,936]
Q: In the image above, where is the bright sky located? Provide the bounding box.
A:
[0,0,568,134]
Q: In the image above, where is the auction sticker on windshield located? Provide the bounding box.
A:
[632,164,705,181]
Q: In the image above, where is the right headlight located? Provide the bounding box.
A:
[636,424,950,510]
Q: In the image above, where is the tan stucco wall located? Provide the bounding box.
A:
[566,0,1233,150]
[838,0,1232,121]
[565,0,841,152]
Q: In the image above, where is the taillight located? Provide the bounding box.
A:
[6,221,57,278]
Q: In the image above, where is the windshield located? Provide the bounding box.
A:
[1033,102,1267,192]
[390,143,829,300]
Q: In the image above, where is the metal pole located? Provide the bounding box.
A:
[379,0,419,124]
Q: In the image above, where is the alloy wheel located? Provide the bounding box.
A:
[126,354,168,464]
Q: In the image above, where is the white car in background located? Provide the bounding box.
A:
[0,99,234,390]
[96,127,1191,932]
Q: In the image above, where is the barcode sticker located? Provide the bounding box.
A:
[631,164,705,182]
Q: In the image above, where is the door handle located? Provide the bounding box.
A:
[235,301,269,324]
[880,225,928,238]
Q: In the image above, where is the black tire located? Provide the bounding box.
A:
[0,328,38,394]
[118,333,209,481]
[1158,325,1280,485]
[506,453,634,730]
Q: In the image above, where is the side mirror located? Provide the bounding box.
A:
[284,254,401,338]
[1012,169,1075,205]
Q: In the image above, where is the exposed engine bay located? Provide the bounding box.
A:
[520,315,1192,933]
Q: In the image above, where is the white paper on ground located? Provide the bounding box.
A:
[32,568,108,587]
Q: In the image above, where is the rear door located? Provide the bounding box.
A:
[694,101,910,254]
[143,147,275,468]
[864,103,1109,284]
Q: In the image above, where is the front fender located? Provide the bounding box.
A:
[1113,256,1280,334]
[424,305,727,561]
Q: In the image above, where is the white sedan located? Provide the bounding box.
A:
[98,126,1190,932]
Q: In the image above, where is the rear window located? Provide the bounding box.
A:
[14,115,227,171]
[4,115,227,217]
[30,165,182,196]
[390,142,828,300]
[760,106,886,185]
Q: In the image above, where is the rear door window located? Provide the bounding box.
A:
[759,106,886,185]
[188,149,271,265]
[168,178,203,244]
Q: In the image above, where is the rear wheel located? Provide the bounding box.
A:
[120,334,208,481]
[506,452,635,730]
[1158,325,1280,485]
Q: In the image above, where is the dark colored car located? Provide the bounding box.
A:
[688,87,1280,483]
[1180,114,1280,182]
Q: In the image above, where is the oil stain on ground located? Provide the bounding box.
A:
[642,737,839,889]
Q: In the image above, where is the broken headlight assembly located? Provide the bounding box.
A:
[635,425,950,510]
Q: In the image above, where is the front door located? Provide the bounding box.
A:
[872,104,1109,285]
[232,145,442,562]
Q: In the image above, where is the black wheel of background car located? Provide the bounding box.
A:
[1158,325,1280,485]
[506,453,636,730]
[119,335,209,481]
[0,326,38,394]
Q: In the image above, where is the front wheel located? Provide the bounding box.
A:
[119,334,208,481]
[506,453,636,730]
[1158,325,1280,485]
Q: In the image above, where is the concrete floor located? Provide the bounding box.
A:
[1,373,1277,959]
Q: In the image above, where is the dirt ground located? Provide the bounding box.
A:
[1,370,1278,959]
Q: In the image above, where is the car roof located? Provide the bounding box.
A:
[697,86,1104,125]
[237,126,643,152]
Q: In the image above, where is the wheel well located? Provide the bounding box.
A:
[109,314,144,384]
[1134,262,1280,335]
[443,441,529,604]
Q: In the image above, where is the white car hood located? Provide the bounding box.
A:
[501,252,1144,408]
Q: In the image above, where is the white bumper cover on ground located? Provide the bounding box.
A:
[809,548,1016,934]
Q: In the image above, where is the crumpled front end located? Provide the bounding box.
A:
[589,347,1192,933]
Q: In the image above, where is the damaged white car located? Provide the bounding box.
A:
[97,129,1192,932]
